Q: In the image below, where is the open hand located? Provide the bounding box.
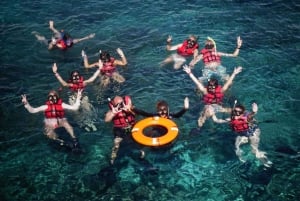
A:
[237,36,242,48]
[183,64,192,74]
[52,63,58,74]
[21,94,28,105]
[184,97,189,109]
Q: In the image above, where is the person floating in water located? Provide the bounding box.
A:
[183,64,242,129]
[161,35,199,69]
[133,97,189,119]
[190,36,242,81]
[33,20,95,50]
[221,102,273,167]
[82,48,127,89]
[21,89,83,151]
[104,95,139,165]
[131,97,189,157]
[52,62,102,132]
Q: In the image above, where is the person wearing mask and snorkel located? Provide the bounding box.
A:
[183,64,242,129]
[81,48,127,89]
[21,89,83,152]
[52,61,102,132]
[161,35,199,69]
[33,20,95,50]
[189,36,242,81]
[104,95,138,165]
[214,102,273,167]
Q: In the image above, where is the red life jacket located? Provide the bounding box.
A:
[101,57,116,75]
[68,76,85,92]
[203,85,224,104]
[201,48,221,64]
[56,39,68,50]
[177,40,199,57]
[109,96,135,128]
[44,99,65,119]
[230,115,249,133]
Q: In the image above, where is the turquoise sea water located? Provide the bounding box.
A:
[1,0,300,200]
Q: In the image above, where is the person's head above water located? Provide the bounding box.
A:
[186,35,198,48]
[99,51,111,63]
[156,100,169,118]
[206,78,219,93]
[47,90,59,104]
[204,36,216,51]
[232,104,245,117]
[70,70,81,83]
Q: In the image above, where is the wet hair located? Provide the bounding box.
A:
[69,70,80,81]
[189,35,198,42]
[48,90,59,98]
[156,100,168,110]
[231,104,245,118]
[100,51,111,62]
[208,78,218,87]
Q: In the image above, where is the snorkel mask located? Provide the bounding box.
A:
[48,92,59,104]
[99,51,111,63]
[157,101,169,118]
[205,37,217,52]
[71,71,80,83]
[207,78,218,93]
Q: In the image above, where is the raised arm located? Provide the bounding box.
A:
[114,48,127,66]
[222,66,243,92]
[183,65,207,94]
[62,89,82,111]
[21,94,47,113]
[172,97,189,118]
[166,35,182,51]
[247,102,258,120]
[73,33,95,44]
[81,50,99,69]
[83,60,102,85]
[218,36,243,57]
[49,20,60,35]
[52,63,70,87]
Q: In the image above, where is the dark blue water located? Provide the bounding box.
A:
[1,0,300,200]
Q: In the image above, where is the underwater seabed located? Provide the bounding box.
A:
[1,132,296,201]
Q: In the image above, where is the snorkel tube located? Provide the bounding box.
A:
[207,36,217,54]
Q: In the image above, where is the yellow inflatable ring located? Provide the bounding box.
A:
[131,117,179,147]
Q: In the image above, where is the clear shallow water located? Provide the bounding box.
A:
[1,0,300,200]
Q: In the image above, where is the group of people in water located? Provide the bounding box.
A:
[23,20,272,168]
